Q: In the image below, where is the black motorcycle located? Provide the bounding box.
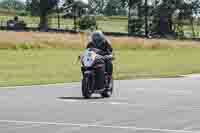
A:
[80,48,114,99]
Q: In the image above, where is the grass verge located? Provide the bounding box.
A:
[1,48,200,87]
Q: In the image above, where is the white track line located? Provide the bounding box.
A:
[55,119,106,133]
[0,120,197,133]
[181,74,200,78]
[11,124,42,130]
[57,99,200,111]
[57,99,145,107]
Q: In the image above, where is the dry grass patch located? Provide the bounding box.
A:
[0,31,85,49]
[0,31,200,50]
[109,36,200,49]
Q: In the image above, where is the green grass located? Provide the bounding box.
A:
[182,25,200,38]
[0,49,82,87]
[1,48,200,87]
[116,49,200,79]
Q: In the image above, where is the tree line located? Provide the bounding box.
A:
[0,0,200,38]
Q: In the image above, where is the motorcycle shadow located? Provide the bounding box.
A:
[58,96,102,100]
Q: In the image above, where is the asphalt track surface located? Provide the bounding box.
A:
[0,77,200,133]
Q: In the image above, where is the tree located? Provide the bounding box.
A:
[27,0,59,30]
[26,0,38,16]
[151,0,181,35]
[151,0,200,37]
[88,0,106,15]
[187,0,200,37]
[104,0,127,16]
[122,0,200,38]
[25,0,32,14]
[62,0,88,17]
[127,0,144,35]
[0,0,25,11]
[78,15,97,30]
[62,0,89,30]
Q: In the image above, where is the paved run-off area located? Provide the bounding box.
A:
[0,77,200,133]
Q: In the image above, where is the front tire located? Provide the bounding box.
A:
[82,77,92,99]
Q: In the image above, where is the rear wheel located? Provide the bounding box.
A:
[82,77,92,99]
[101,78,113,98]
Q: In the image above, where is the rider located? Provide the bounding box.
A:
[86,30,113,81]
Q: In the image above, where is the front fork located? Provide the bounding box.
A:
[83,70,95,92]
[82,67,105,90]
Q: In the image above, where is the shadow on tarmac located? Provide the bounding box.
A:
[58,96,102,100]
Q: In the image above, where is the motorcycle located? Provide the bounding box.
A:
[80,48,114,99]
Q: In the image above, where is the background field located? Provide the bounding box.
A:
[0,15,128,33]
[1,15,200,36]
[0,31,200,87]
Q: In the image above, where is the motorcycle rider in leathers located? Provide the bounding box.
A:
[85,31,113,89]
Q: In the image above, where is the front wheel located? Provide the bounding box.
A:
[101,78,113,98]
[82,77,92,99]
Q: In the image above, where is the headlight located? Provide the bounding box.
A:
[81,51,97,67]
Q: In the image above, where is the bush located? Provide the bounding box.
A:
[129,18,145,35]
[78,15,98,30]
[17,10,29,16]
